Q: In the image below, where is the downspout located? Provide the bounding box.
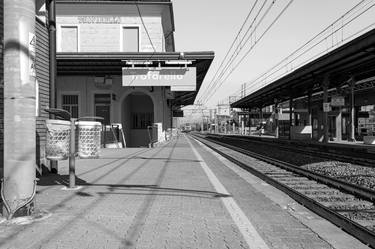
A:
[48,0,58,172]
[48,0,56,110]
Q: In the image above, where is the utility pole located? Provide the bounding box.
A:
[3,0,36,217]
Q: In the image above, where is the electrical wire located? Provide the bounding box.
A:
[216,0,374,106]
[202,0,294,104]
[126,3,158,87]
[239,0,375,96]
[197,0,273,103]
[136,3,157,53]
[197,0,263,103]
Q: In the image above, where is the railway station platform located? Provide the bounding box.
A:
[0,135,370,249]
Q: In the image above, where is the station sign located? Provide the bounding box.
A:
[331,95,345,107]
[122,67,196,91]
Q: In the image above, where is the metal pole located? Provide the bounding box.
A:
[289,97,293,140]
[349,80,356,142]
[48,0,58,173]
[3,0,36,217]
[275,103,279,138]
[323,76,330,143]
[69,119,76,188]
[308,91,312,139]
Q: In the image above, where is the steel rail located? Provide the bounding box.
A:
[208,134,375,167]
[191,134,375,248]
[203,134,375,201]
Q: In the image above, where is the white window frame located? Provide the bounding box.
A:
[58,91,81,118]
[57,24,80,52]
[120,25,142,52]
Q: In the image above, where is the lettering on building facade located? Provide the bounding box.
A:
[78,16,121,24]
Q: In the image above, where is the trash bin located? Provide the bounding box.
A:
[45,119,71,160]
[77,121,102,159]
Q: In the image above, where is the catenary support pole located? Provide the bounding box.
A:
[349,79,356,142]
[307,91,312,139]
[322,75,330,143]
[274,102,279,138]
[289,97,293,140]
[3,0,36,217]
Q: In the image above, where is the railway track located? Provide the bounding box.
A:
[206,133,375,167]
[191,133,375,248]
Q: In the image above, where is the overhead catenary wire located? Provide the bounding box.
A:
[217,0,374,106]
[237,0,375,97]
[210,0,272,88]
[201,0,294,104]
[197,0,263,103]
[197,0,275,104]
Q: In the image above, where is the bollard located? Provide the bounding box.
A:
[69,118,76,188]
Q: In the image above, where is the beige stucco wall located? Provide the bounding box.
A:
[56,4,168,52]
[57,75,172,146]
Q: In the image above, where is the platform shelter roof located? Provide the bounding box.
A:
[57,51,214,107]
[231,29,375,108]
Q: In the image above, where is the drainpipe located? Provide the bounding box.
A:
[48,0,58,172]
[48,0,56,110]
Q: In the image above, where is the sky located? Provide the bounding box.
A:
[172,0,375,109]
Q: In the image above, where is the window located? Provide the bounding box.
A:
[122,27,139,52]
[61,26,78,52]
[62,95,79,118]
[132,112,153,129]
[95,94,111,125]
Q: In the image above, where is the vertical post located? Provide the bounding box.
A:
[275,102,279,138]
[349,79,356,142]
[3,0,36,216]
[69,119,76,188]
[48,0,58,173]
[48,0,56,109]
[201,119,204,133]
[289,97,293,140]
[308,91,312,138]
[241,118,245,135]
[248,109,251,135]
[214,108,218,134]
[322,75,330,143]
[336,106,342,141]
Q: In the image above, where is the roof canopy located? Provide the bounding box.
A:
[57,51,214,107]
[232,29,375,108]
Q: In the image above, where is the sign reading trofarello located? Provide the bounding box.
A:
[122,67,196,91]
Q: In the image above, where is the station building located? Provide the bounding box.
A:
[55,0,213,147]
[0,0,213,176]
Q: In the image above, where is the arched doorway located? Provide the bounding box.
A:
[122,92,154,147]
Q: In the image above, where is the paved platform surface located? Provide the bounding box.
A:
[0,135,370,249]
